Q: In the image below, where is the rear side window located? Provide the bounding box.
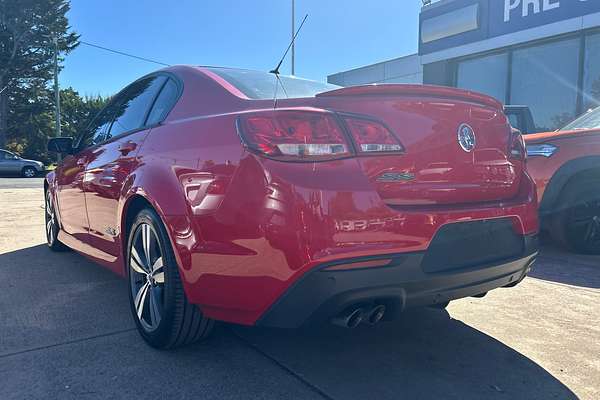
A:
[146,78,179,126]
[0,150,7,160]
[107,76,166,139]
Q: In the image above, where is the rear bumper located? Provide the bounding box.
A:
[257,234,538,328]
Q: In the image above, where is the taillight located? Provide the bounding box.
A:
[237,110,351,161]
[509,129,526,160]
[342,116,404,154]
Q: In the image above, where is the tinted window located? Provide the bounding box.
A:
[457,52,508,103]
[146,78,179,125]
[77,106,115,150]
[0,150,7,160]
[583,33,600,111]
[107,76,166,139]
[511,38,580,131]
[560,106,600,131]
[507,113,520,129]
[207,68,339,100]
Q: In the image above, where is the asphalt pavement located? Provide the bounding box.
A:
[0,177,598,399]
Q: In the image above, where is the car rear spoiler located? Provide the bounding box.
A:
[316,84,503,110]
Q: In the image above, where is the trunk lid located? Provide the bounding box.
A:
[317,85,521,206]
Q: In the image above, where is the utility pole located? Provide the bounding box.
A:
[291,0,295,75]
[53,37,61,138]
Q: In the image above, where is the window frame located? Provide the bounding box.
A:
[450,28,600,131]
[0,150,18,160]
[74,72,183,153]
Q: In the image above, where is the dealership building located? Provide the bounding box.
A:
[328,0,600,132]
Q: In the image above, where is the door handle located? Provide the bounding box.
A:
[118,141,137,155]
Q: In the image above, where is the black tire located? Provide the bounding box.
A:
[22,166,37,178]
[45,189,68,252]
[126,208,213,349]
[550,180,600,254]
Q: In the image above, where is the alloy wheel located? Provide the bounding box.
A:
[129,223,166,332]
[45,191,56,246]
[24,168,36,178]
[568,200,600,251]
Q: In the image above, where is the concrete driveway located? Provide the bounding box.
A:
[0,177,598,399]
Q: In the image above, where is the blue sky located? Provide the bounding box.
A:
[61,0,421,97]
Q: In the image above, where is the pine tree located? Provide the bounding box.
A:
[0,0,79,148]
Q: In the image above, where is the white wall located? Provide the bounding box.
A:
[328,54,423,86]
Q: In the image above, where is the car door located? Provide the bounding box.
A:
[0,150,9,172]
[54,105,114,241]
[83,75,167,258]
[0,150,22,174]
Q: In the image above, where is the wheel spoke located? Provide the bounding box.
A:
[584,222,595,242]
[134,281,150,320]
[153,272,165,284]
[572,218,591,227]
[130,246,148,272]
[46,219,53,236]
[151,257,163,274]
[151,257,164,283]
[130,255,146,274]
[142,225,152,266]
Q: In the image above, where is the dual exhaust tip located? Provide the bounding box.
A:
[331,304,386,329]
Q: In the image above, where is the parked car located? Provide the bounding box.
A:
[526,106,600,254]
[504,105,537,135]
[45,66,538,349]
[0,149,45,177]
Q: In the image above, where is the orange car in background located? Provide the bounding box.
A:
[525,107,600,254]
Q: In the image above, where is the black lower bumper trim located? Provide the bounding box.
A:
[257,234,538,328]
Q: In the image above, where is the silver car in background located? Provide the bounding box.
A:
[0,149,45,177]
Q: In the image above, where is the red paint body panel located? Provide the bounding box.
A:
[48,66,539,326]
[525,129,600,203]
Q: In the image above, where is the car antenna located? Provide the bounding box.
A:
[270,13,308,76]
[270,13,308,108]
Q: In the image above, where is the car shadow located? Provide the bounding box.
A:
[0,244,132,355]
[232,311,577,400]
[0,244,577,399]
[530,244,600,289]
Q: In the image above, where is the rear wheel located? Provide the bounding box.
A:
[127,208,213,349]
[551,182,600,254]
[45,190,68,252]
[22,166,36,178]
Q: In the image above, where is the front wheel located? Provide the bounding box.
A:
[22,166,37,178]
[45,190,68,252]
[127,208,213,349]
[551,182,600,254]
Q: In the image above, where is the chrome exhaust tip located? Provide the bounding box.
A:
[367,305,386,325]
[331,307,366,328]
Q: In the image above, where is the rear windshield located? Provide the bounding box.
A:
[206,67,339,100]
[560,106,600,131]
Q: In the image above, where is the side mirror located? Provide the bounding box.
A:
[48,137,74,154]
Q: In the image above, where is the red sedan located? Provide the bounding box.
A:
[45,66,538,348]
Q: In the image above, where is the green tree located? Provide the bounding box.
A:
[5,80,53,161]
[59,88,108,139]
[0,0,79,148]
[6,86,107,163]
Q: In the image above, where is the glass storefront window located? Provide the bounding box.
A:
[583,33,600,111]
[457,53,508,103]
[510,38,580,132]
